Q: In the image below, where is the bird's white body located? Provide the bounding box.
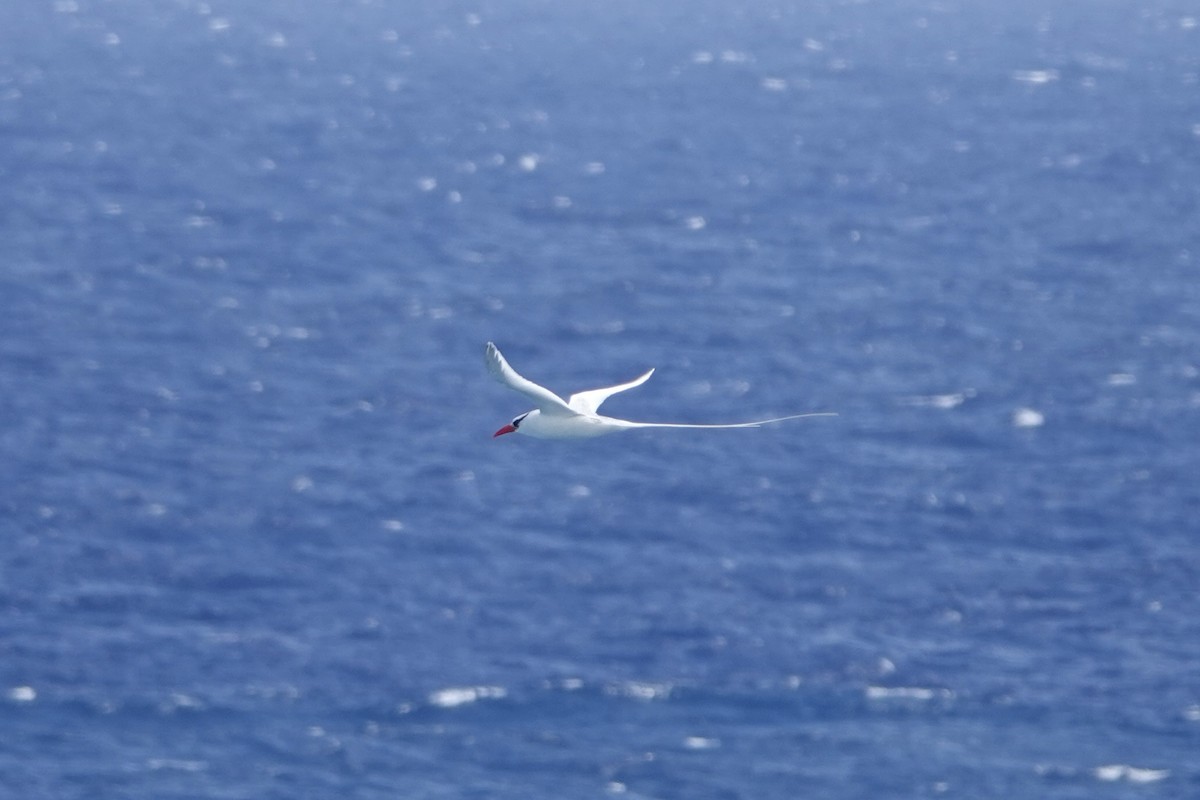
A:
[506,408,638,439]
[484,342,834,440]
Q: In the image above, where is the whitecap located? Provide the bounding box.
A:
[1013,69,1059,84]
[428,685,506,708]
[611,681,672,701]
[903,392,968,409]
[159,692,203,714]
[8,686,36,703]
[1126,767,1171,783]
[1012,407,1045,428]
[683,736,720,750]
[865,686,951,701]
[1094,764,1169,783]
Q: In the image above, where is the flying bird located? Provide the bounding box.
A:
[485,341,835,439]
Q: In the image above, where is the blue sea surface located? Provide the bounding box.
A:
[2,1,1199,797]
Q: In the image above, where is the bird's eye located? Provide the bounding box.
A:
[513,413,528,428]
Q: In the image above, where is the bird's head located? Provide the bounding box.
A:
[493,410,533,438]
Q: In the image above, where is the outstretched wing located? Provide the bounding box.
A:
[616,412,837,430]
[484,342,578,416]
[568,368,655,415]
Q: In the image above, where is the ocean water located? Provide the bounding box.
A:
[2,1,1199,797]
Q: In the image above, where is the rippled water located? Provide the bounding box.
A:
[2,1,1198,798]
